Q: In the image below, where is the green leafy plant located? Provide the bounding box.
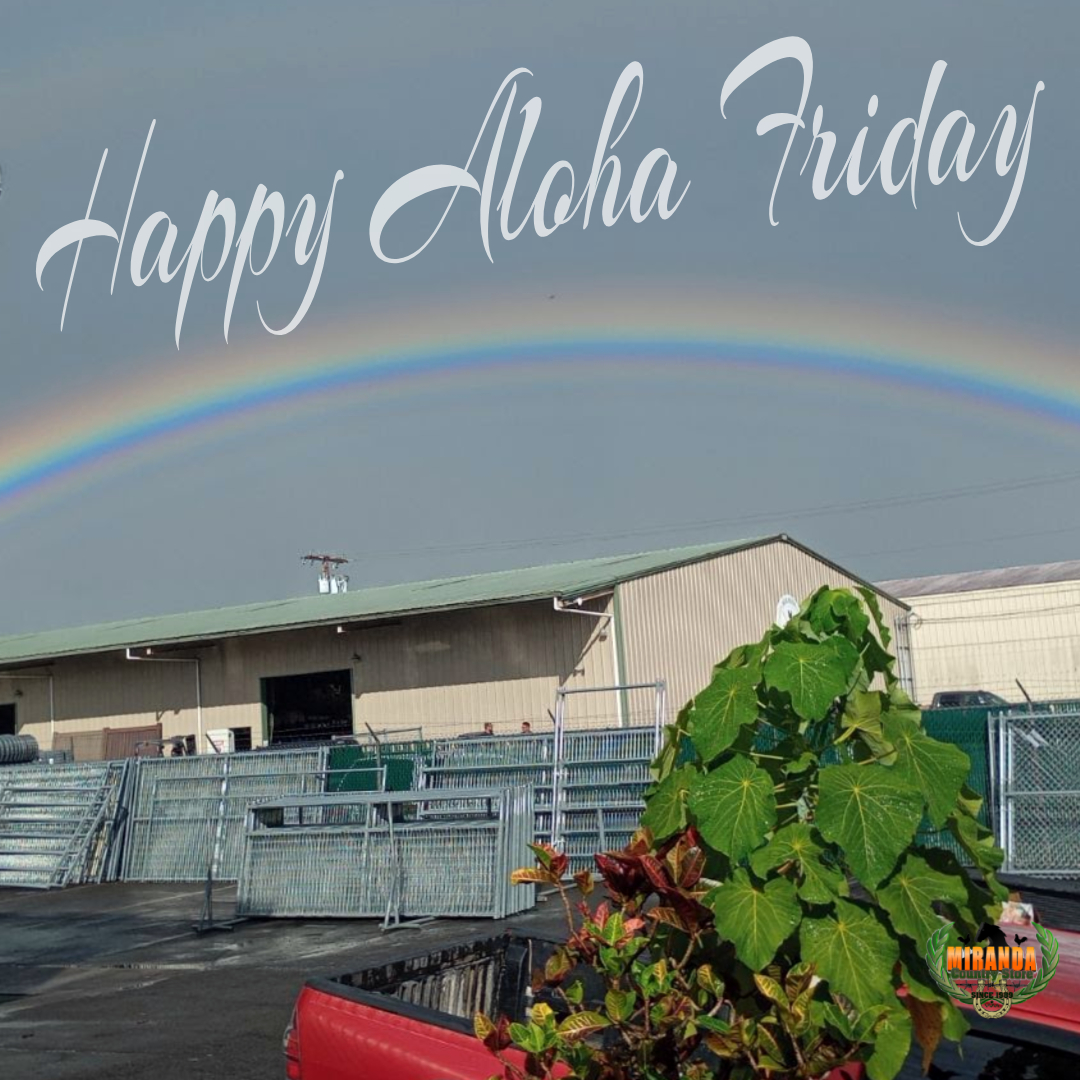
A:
[478,586,1006,1080]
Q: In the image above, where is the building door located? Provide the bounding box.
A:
[262,669,353,745]
[0,703,15,736]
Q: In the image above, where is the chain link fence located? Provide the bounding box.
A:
[991,708,1080,877]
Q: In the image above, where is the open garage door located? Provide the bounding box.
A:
[263,669,353,745]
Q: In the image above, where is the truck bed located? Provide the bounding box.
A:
[288,924,1080,1080]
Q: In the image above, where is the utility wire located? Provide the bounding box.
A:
[361,468,1080,562]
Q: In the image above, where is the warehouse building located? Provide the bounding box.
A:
[879,560,1080,707]
[0,536,908,755]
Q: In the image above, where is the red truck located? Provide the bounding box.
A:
[284,924,1080,1080]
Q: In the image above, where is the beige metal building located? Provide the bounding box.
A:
[879,561,1080,707]
[0,536,908,755]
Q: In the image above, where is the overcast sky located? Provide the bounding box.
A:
[1,0,1078,634]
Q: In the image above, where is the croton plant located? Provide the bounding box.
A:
[476,585,1007,1080]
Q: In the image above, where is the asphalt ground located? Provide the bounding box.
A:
[0,881,568,1080]
[2,879,1077,1080]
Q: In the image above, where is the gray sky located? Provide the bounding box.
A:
[1,0,1078,634]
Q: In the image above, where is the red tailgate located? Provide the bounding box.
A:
[294,984,533,1080]
[958,925,1080,1036]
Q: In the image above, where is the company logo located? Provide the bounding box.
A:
[925,921,1059,1020]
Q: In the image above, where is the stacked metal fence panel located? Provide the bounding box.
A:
[235,787,535,920]
[554,726,659,873]
[992,708,1080,877]
[120,748,333,882]
[0,759,130,888]
[420,722,663,876]
[421,733,556,845]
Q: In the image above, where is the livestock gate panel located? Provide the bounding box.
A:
[552,682,666,871]
[0,760,130,888]
[235,787,536,922]
[120,747,383,882]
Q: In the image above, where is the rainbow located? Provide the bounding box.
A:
[2,283,1078,522]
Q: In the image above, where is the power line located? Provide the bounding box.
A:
[359,468,1080,562]
[838,523,1080,563]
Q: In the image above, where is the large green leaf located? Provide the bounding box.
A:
[898,939,946,1004]
[749,822,848,904]
[866,1005,913,1080]
[640,764,696,840]
[688,755,776,861]
[689,668,760,764]
[948,812,1004,873]
[883,714,970,829]
[800,899,899,1011]
[876,853,968,945]
[764,639,858,721]
[650,704,690,781]
[857,585,893,648]
[842,690,897,763]
[816,764,925,887]
[842,690,882,738]
[912,847,1000,939]
[708,869,800,970]
[716,634,769,672]
[804,586,872,642]
[941,998,970,1043]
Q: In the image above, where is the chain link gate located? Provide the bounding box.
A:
[991,708,1080,877]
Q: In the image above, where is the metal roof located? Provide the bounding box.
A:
[879,559,1080,599]
[0,535,902,667]
[0,538,752,666]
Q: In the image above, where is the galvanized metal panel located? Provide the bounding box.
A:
[900,580,1080,705]
[617,539,909,715]
[0,760,130,888]
[235,787,536,920]
[121,748,330,882]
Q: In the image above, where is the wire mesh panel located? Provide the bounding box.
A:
[420,705,665,876]
[552,684,665,873]
[421,733,557,848]
[994,709,1080,877]
[235,787,536,921]
[0,759,129,888]
[121,748,333,882]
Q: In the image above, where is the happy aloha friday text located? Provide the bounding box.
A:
[35,37,1045,348]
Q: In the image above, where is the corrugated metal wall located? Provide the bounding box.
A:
[617,540,909,715]
[901,580,1080,704]
[9,598,616,749]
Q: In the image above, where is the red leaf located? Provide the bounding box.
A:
[483,1015,513,1052]
[573,869,595,897]
[594,851,649,902]
[680,846,705,888]
[641,854,673,892]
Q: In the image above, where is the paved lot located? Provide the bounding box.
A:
[0,882,566,1080]
[3,878,1078,1079]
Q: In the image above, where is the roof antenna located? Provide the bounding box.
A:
[303,553,350,595]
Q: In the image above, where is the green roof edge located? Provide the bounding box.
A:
[0,535,906,667]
